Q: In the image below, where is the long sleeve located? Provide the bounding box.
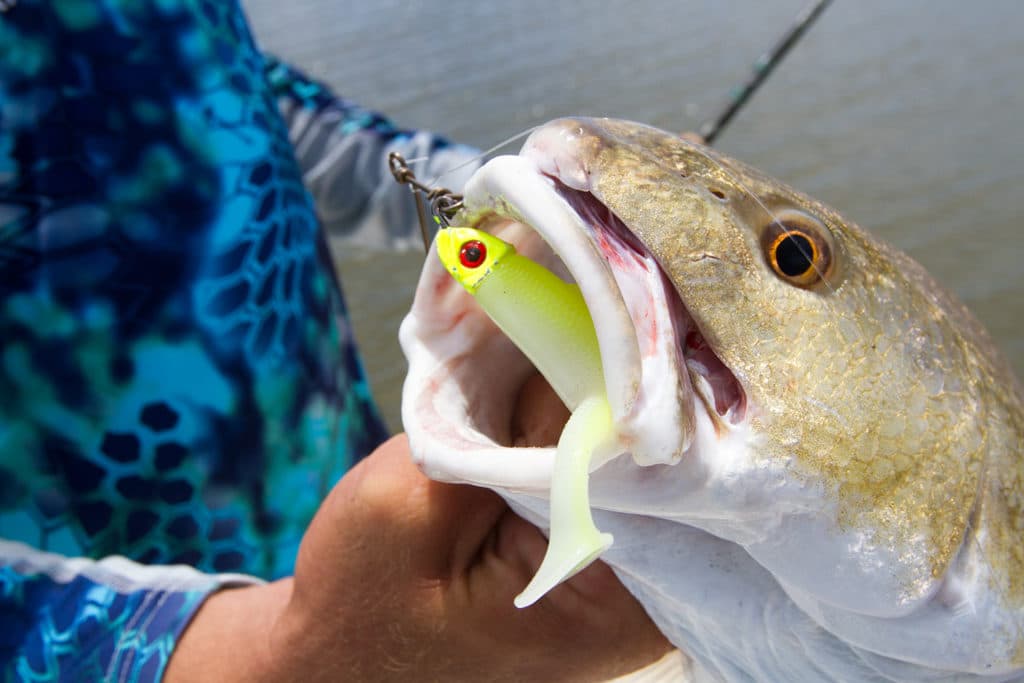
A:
[0,1,388,680]
[265,57,484,249]
[1,0,483,679]
[0,541,255,681]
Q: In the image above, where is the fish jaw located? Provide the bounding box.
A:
[401,155,714,490]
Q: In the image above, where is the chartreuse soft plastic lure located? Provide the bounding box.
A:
[435,227,615,608]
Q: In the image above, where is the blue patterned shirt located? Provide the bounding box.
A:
[0,1,480,679]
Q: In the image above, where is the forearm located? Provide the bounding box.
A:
[163,579,293,683]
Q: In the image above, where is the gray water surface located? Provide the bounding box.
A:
[244,0,1024,431]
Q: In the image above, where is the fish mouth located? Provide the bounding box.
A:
[400,127,746,491]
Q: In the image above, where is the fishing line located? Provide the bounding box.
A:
[679,139,839,297]
[391,124,540,194]
[683,0,839,289]
[429,125,541,187]
[390,126,540,251]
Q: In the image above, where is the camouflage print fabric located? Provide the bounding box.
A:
[0,0,396,679]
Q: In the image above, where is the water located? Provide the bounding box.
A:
[244,0,1024,431]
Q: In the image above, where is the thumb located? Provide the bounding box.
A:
[334,434,509,580]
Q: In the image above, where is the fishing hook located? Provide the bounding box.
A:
[388,152,464,251]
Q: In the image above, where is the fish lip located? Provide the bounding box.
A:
[467,152,704,464]
[519,122,747,430]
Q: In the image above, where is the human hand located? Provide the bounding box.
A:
[167,429,671,682]
[274,431,671,681]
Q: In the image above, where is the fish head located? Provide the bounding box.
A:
[400,117,1024,678]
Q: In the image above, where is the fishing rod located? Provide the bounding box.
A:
[392,0,834,249]
[697,0,833,145]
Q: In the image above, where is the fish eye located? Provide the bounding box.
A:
[459,240,487,268]
[762,214,832,287]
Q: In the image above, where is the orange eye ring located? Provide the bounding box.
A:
[762,217,832,288]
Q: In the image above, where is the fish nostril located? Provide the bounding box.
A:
[709,188,727,201]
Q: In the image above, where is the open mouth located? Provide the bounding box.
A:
[400,138,745,492]
[546,177,747,429]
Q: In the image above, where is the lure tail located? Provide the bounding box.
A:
[514,393,615,607]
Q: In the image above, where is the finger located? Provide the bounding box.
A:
[337,434,509,579]
[464,510,675,679]
[486,509,618,612]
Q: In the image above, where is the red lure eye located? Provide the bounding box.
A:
[459,240,487,268]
